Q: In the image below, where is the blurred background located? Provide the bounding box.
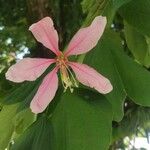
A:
[0,0,150,150]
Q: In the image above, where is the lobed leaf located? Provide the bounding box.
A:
[11,89,113,150]
[84,30,150,121]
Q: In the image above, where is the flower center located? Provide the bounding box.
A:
[56,52,78,93]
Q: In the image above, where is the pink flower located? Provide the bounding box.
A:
[6,16,113,114]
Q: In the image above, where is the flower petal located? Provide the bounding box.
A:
[30,68,58,114]
[29,17,60,55]
[64,16,107,56]
[69,62,113,94]
[6,58,55,83]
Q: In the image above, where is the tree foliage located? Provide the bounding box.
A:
[0,0,150,149]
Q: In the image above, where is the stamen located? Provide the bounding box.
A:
[60,65,77,93]
[64,64,78,88]
[56,52,78,93]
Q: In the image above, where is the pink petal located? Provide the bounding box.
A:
[69,62,113,94]
[30,68,58,114]
[6,58,55,83]
[29,17,60,55]
[64,16,107,56]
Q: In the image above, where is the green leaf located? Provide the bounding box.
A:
[112,0,132,9]
[81,0,109,25]
[51,89,113,150]
[0,71,12,94]
[17,83,40,112]
[84,30,126,121]
[112,41,150,107]
[11,90,112,150]
[1,81,39,105]
[0,81,40,114]
[13,108,35,135]
[124,22,150,67]
[81,0,132,26]
[103,0,132,26]
[119,0,150,36]
[124,21,150,67]
[0,103,19,150]
[84,30,150,121]
[11,116,53,150]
